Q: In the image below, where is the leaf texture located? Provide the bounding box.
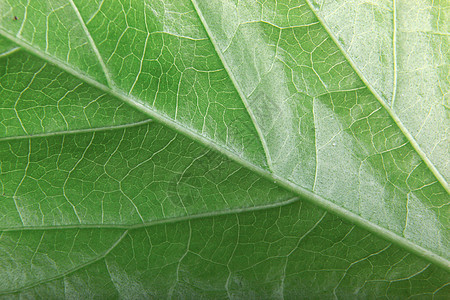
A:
[309,0,449,188]
[0,0,448,298]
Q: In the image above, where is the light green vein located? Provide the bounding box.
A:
[305,0,449,193]
[0,230,129,295]
[3,196,301,232]
[0,119,153,142]
[68,0,113,87]
[391,0,398,108]
[0,46,20,58]
[0,26,448,272]
[189,0,274,172]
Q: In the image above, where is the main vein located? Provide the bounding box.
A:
[0,15,448,270]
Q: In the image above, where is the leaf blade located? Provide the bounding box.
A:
[0,0,448,296]
[308,0,449,189]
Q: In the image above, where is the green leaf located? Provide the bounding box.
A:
[309,0,449,188]
[0,0,448,297]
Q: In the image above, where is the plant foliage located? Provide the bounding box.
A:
[0,0,448,298]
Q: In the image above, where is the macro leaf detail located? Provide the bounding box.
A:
[0,0,448,298]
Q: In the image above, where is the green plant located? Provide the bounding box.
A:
[0,0,448,298]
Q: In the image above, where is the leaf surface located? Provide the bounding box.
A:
[309,0,449,186]
[0,0,448,297]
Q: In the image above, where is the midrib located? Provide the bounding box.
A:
[0,25,448,271]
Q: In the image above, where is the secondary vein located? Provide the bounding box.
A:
[189,0,274,172]
[0,230,129,295]
[0,25,448,271]
[68,0,113,87]
[391,0,398,108]
[305,0,448,193]
[0,119,153,142]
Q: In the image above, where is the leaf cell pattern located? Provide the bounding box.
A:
[0,0,448,297]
